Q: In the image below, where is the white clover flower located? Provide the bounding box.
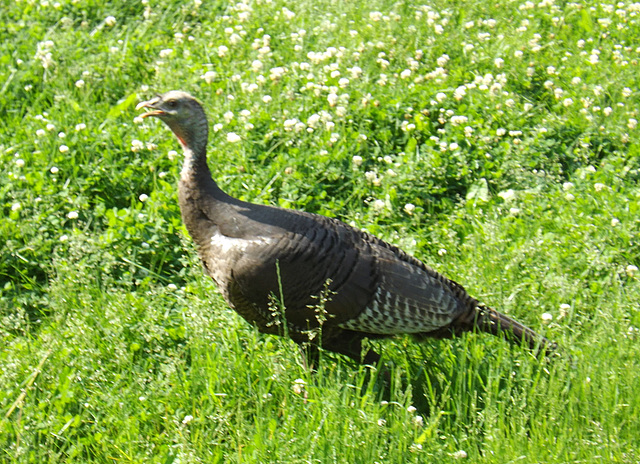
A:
[104,16,116,27]
[413,415,424,427]
[369,11,383,21]
[452,450,468,459]
[626,265,638,277]
[352,155,363,166]
[327,93,338,106]
[377,418,386,427]
[494,57,504,68]
[514,50,524,58]
[167,150,178,160]
[75,123,86,131]
[404,203,416,215]
[15,158,25,168]
[562,182,574,191]
[400,69,412,79]
[565,193,575,201]
[593,183,606,192]
[139,194,148,202]
[59,145,69,153]
[372,199,386,211]
[283,119,299,132]
[50,166,59,174]
[223,111,234,123]
[262,95,272,104]
[269,66,286,80]
[46,123,55,131]
[628,118,637,130]
[450,115,468,126]
[281,7,295,20]
[226,132,241,143]
[36,129,46,137]
[249,60,264,74]
[58,132,66,138]
[498,189,515,201]
[11,203,21,211]
[563,98,574,107]
[622,87,632,98]
[75,79,85,88]
[306,114,321,128]
[67,211,79,219]
[159,48,173,58]
[435,92,447,102]
[292,378,306,395]
[603,106,612,116]
[541,312,553,324]
[364,171,377,183]
[60,234,68,242]
[401,121,416,132]
[131,139,144,152]
[182,415,194,425]
[201,71,217,83]
[436,54,450,67]
[349,66,363,79]
[454,85,467,100]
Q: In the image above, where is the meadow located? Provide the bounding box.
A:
[1,0,639,462]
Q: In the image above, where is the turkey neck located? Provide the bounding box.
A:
[176,124,232,240]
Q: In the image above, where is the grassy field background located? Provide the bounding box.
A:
[1,0,639,462]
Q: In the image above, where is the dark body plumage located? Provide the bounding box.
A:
[137,91,554,366]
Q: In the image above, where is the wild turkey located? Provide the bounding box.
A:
[136,91,556,367]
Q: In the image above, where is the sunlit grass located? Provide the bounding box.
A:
[1,0,639,462]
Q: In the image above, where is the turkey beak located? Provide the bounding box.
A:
[136,97,165,118]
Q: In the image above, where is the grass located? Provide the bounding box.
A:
[1,0,639,462]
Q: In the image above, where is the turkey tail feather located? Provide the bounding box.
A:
[476,305,557,355]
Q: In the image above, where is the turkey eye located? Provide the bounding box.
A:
[167,99,177,108]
